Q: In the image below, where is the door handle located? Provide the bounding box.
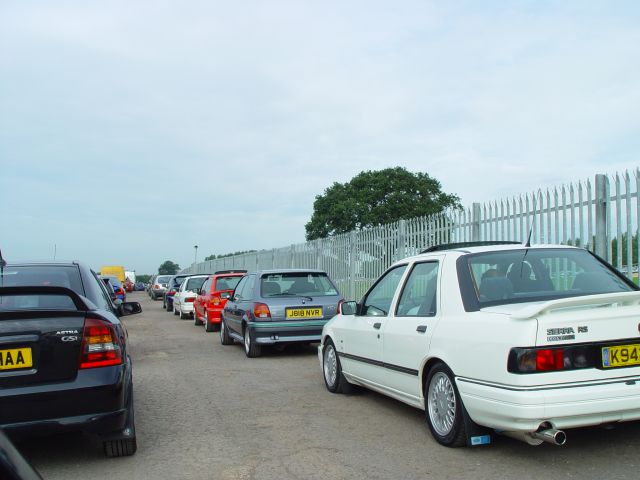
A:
[373,322,381,330]
[416,325,427,333]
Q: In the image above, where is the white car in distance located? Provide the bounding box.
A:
[173,275,208,320]
[319,242,640,447]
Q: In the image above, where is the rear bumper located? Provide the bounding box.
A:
[179,303,194,314]
[457,375,640,432]
[0,362,131,438]
[247,320,328,344]
[205,307,223,324]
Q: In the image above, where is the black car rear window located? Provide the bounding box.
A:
[0,265,83,311]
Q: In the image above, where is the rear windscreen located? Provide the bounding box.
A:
[260,272,339,297]
[103,276,122,288]
[0,266,83,311]
[185,277,207,291]
[465,248,635,307]
[156,276,172,284]
[215,276,242,291]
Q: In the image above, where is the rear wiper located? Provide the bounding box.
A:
[268,293,314,301]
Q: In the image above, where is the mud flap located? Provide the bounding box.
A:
[463,404,491,446]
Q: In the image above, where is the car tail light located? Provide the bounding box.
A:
[209,295,221,306]
[508,345,595,373]
[154,284,160,289]
[253,302,271,319]
[79,317,122,369]
[186,297,195,303]
[337,299,345,314]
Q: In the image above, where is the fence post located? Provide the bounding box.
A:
[396,219,406,261]
[472,203,481,241]
[348,231,357,300]
[595,174,609,261]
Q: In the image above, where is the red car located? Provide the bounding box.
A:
[194,273,244,332]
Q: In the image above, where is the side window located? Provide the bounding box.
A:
[233,276,248,299]
[91,270,113,311]
[240,275,256,300]
[396,262,439,317]
[362,265,407,316]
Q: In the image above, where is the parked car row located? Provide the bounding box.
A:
[155,269,343,357]
[0,256,143,462]
[153,242,640,449]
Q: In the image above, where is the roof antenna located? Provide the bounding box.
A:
[524,222,533,248]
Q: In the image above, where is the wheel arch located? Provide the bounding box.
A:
[420,356,448,402]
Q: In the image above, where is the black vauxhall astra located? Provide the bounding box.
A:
[0,259,141,457]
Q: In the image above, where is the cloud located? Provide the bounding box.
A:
[1,1,639,272]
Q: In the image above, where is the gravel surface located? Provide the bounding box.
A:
[16,291,640,479]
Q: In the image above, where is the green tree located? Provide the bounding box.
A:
[158,260,180,275]
[305,167,460,240]
[204,250,257,261]
[137,274,151,284]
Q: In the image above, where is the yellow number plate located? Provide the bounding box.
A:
[602,344,640,368]
[286,307,323,319]
[0,347,33,371]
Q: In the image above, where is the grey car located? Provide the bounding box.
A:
[150,275,172,300]
[220,269,343,357]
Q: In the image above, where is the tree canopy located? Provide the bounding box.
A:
[204,250,257,261]
[158,260,180,275]
[305,167,460,241]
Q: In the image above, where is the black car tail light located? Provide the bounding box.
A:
[79,317,122,369]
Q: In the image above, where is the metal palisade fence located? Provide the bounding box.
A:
[184,169,640,300]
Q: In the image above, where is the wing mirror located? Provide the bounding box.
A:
[340,301,357,316]
[119,301,142,316]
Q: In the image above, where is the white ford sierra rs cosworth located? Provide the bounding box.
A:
[319,242,640,447]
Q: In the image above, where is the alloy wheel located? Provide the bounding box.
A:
[427,371,456,437]
[323,344,338,387]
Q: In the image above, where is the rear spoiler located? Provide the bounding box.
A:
[511,291,640,320]
[0,286,91,311]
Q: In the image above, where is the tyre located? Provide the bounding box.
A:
[424,362,467,447]
[322,338,354,394]
[104,438,137,457]
[166,300,172,312]
[151,292,156,300]
[173,304,179,316]
[180,309,189,320]
[103,387,137,457]
[243,326,261,358]
[204,311,215,332]
[162,297,166,308]
[194,310,203,326]
[219,316,233,345]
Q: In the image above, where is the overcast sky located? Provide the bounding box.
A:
[1,1,639,274]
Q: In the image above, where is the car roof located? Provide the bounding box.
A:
[256,268,327,275]
[397,243,580,265]
[5,261,80,267]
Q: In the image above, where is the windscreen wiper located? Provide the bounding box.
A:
[268,292,314,301]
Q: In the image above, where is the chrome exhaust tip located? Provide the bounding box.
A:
[531,428,567,446]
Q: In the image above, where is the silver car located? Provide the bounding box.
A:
[150,275,172,300]
[220,269,343,357]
